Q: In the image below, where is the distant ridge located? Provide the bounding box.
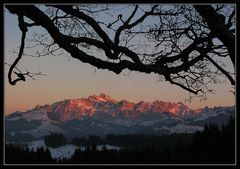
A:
[5,93,235,142]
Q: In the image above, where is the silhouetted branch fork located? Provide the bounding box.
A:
[194,5,235,66]
[204,54,235,85]
[8,15,27,85]
[19,71,47,80]
[164,73,202,94]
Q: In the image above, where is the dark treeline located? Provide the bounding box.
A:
[45,132,192,151]
[104,133,193,151]
[71,135,102,147]
[70,133,193,152]
[5,144,55,164]
[44,133,66,148]
[5,116,235,164]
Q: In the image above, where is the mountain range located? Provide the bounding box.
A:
[5,93,235,143]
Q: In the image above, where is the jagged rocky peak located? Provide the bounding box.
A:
[135,101,151,112]
[117,100,135,111]
[7,93,213,123]
[41,94,192,121]
[33,104,51,112]
[136,101,151,107]
[87,93,117,103]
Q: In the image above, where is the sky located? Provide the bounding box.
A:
[4,5,235,115]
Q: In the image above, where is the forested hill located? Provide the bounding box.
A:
[5,116,235,164]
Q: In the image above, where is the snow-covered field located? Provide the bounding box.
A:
[26,140,121,159]
[96,144,121,151]
[152,124,203,133]
[21,121,65,137]
[169,124,203,133]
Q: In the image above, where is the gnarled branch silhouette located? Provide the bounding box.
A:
[5,4,235,98]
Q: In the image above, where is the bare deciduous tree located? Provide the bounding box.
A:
[5,4,235,100]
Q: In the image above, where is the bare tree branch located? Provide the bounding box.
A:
[5,4,235,98]
[194,5,235,66]
[8,15,27,85]
[204,54,235,85]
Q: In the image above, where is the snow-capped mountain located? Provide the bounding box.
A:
[5,93,235,143]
